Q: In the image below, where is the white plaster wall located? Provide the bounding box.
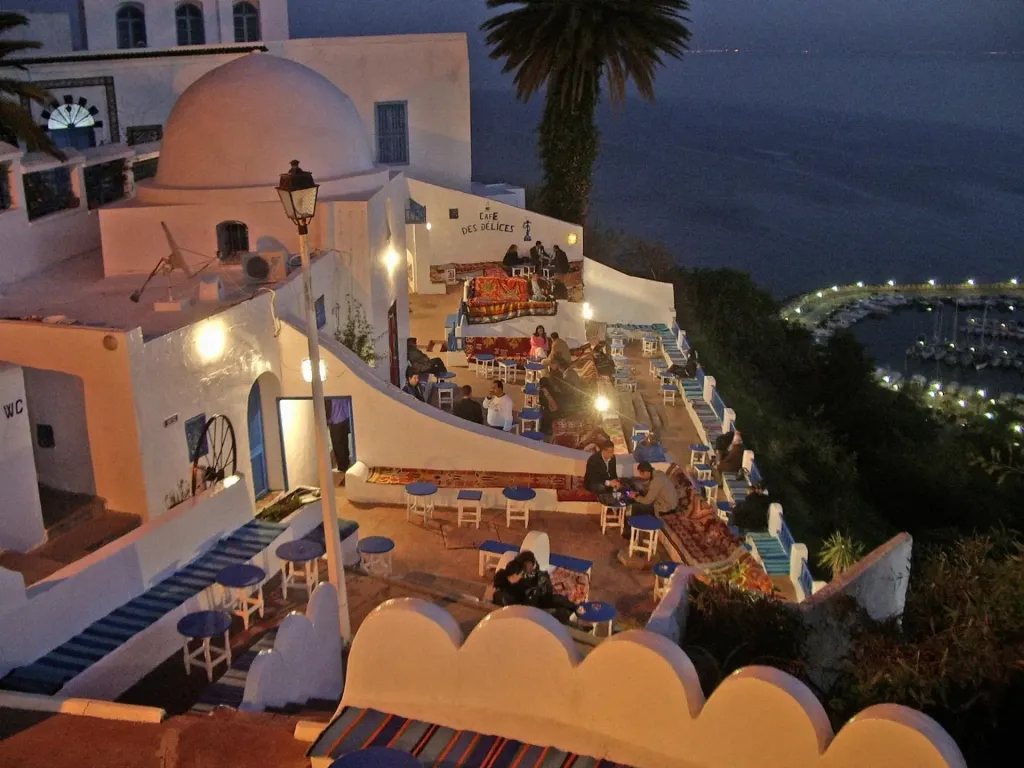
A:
[82,0,289,52]
[0,477,250,674]
[583,257,676,328]
[1,12,74,53]
[0,364,46,552]
[279,398,317,488]
[0,325,146,516]
[407,178,583,272]
[22,368,96,496]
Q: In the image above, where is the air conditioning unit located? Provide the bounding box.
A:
[241,250,288,284]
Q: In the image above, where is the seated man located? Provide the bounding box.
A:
[452,384,484,424]
[592,341,616,378]
[631,461,679,517]
[492,551,577,623]
[406,337,447,380]
[402,371,426,402]
[584,441,620,502]
[544,332,571,371]
[731,484,771,531]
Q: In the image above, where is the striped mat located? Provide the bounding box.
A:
[0,519,286,696]
[309,706,631,767]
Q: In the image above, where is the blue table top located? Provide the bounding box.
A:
[436,371,457,380]
[630,514,664,532]
[330,747,421,768]
[474,353,496,361]
[698,479,718,489]
[177,609,232,639]
[498,359,518,366]
[717,501,734,511]
[576,601,616,623]
[216,563,266,589]
[661,384,677,391]
[524,361,544,370]
[358,536,395,555]
[653,561,681,579]
[523,382,539,395]
[404,481,438,496]
[503,486,536,502]
[276,539,326,563]
[522,430,545,441]
[690,444,710,452]
[519,408,542,420]
[457,489,483,501]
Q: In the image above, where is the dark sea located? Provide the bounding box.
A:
[470,53,1024,300]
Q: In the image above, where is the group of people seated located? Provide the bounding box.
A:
[583,440,679,538]
[502,241,571,277]
[492,550,578,623]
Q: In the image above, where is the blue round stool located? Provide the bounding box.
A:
[653,561,681,600]
[518,407,542,433]
[521,430,545,441]
[502,486,536,528]
[474,352,496,378]
[575,600,616,637]
[330,747,420,768]
[358,536,395,576]
[404,481,438,522]
[276,539,325,600]
[177,610,233,682]
[216,563,267,630]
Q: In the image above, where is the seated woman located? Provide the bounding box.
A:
[529,325,550,360]
[502,244,524,275]
[492,551,577,623]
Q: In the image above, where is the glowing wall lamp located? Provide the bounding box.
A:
[383,244,401,273]
[582,302,594,320]
[594,395,610,413]
[567,232,578,245]
[277,159,350,642]
[301,358,328,383]
[195,321,226,363]
[425,222,432,231]
[222,474,240,488]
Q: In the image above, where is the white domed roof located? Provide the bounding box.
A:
[154,54,376,190]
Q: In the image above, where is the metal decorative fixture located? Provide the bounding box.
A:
[276,160,319,234]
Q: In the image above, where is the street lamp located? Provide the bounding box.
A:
[277,160,351,642]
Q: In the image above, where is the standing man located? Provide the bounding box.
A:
[453,384,485,424]
[482,381,514,431]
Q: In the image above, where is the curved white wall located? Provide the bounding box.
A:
[583,257,676,328]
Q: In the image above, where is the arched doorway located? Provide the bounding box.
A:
[217,221,249,262]
[247,381,269,498]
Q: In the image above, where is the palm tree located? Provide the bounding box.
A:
[817,531,866,580]
[0,12,62,157]
[482,0,690,225]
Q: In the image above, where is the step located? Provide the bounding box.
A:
[747,533,789,575]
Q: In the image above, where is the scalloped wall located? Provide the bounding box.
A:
[340,598,966,768]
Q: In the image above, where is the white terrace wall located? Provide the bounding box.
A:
[0,323,146,515]
[0,364,45,552]
[337,598,966,768]
[0,478,251,675]
[583,257,675,328]
[278,322,588,477]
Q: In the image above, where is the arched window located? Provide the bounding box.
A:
[115,5,147,49]
[175,3,205,46]
[216,221,249,262]
[232,2,260,43]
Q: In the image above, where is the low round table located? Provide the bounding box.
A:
[518,407,542,433]
[575,600,616,637]
[474,353,496,379]
[177,609,232,682]
[276,539,325,600]
[358,536,395,576]
[689,443,711,466]
[404,481,438,522]
[628,515,665,561]
[698,478,719,506]
[653,560,681,600]
[330,747,420,768]
[216,563,267,630]
[502,486,536,528]
[524,361,544,384]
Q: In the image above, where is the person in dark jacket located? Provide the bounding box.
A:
[452,384,484,424]
[584,441,620,497]
[552,245,571,275]
[492,551,577,622]
[502,244,524,275]
[731,484,771,531]
[402,371,426,402]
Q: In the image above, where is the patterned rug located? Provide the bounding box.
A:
[467,275,530,303]
[366,467,587,491]
[464,335,532,362]
[466,299,558,324]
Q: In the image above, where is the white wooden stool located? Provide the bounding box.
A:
[457,489,483,528]
[518,408,542,434]
[600,503,626,534]
[524,363,543,384]
[436,383,455,411]
[405,482,437,522]
[497,359,518,384]
[178,610,232,683]
[662,384,678,406]
[693,463,713,481]
[511,265,533,278]
[642,337,659,357]
[503,487,535,528]
[523,382,540,409]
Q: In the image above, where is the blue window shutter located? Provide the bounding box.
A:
[375,102,409,165]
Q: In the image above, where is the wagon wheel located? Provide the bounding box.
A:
[190,414,237,495]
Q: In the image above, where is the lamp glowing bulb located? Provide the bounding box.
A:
[1012,424,1023,434]
[582,302,594,320]
[856,281,864,288]
[887,279,895,287]
[383,244,401,272]
[567,232,578,245]
[425,222,432,231]
[222,475,240,488]
[195,322,226,363]
[966,278,975,286]
[594,395,610,413]
[985,412,995,420]
[927,278,936,286]
[1010,278,1018,286]
[302,359,327,383]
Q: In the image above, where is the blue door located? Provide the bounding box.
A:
[248,382,269,498]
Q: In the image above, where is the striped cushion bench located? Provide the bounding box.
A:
[477,540,593,577]
[308,705,630,767]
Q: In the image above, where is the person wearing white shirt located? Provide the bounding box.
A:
[482,381,514,431]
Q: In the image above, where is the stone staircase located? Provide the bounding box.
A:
[746,532,790,576]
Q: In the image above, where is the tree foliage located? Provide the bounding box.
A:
[0,12,62,157]
[481,0,690,223]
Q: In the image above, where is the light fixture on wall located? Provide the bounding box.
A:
[222,474,240,488]
[582,302,594,320]
[593,395,610,413]
[567,232,578,245]
[194,321,226,363]
[383,214,401,274]
[301,358,328,383]
[425,222,432,231]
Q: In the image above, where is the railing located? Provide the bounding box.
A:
[695,366,705,389]
[798,560,815,599]
[711,389,727,421]
[778,519,795,557]
[748,461,762,486]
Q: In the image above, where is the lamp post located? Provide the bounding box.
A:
[277,160,351,642]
